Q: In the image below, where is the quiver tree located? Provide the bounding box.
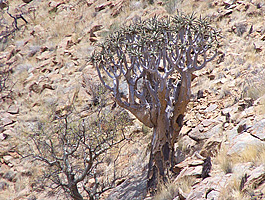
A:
[91,13,219,193]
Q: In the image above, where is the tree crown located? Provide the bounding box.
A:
[91,13,220,128]
[91,13,219,71]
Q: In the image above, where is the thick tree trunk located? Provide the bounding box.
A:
[147,72,191,194]
[147,113,174,194]
[69,184,83,200]
[68,174,83,200]
[147,114,186,194]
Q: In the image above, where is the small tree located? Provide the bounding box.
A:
[26,85,131,200]
[91,13,219,192]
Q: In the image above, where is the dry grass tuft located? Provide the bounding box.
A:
[234,144,265,166]
[240,75,265,101]
[154,181,179,200]
[216,144,233,174]
[175,176,197,195]
[219,174,250,200]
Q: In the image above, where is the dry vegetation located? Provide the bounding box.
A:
[215,144,233,174]
[1,0,265,199]
[219,174,249,200]
[154,181,178,200]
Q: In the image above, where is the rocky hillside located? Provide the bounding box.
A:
[0,0,265,199]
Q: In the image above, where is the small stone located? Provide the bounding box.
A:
[223,122,229,128]
[237,123,247,133]
[223,0,234,7]
[85,0,94,6]
[42,83,55,92]
[221,110,231,122]
[8,105,19,114]
[189,160,204,166]
[39,59,51,69]
[201,157,212,179]
[244,97,254,107]
[176,165,203,180]
[27,195,37,200]
[205,104,218,112]
[95,2,113,12]
[89,37,98,43]
[200,135,222,157]
[48,0,65,10]
[0,181,9,191]
[2,117,14,126]
[197,90,204,99]
[23,0,33,3]
[208,74,215,80]
[206,190,220,200]
[180,125,192,135]
[0,0,8,9]
[3,170,17,182]
[251,119,265,141]
[36,51,52,61]
[40,46,49,52]
[253,42,263,53]
[202,119,215,127]
[29,82,42,93]
[0,132,8,141]
[3,155,13,163]
[219,10,233,19]
[89,25,103,37]
[238,98,254,111]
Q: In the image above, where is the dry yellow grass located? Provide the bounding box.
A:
[234,144,265,166]
[2,0,265,199]
[215,144,233,174]
[175,176,197,195]
[154,180,179,200]
[219,174,250,200]
[215,144,265,200]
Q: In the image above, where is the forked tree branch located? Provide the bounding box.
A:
[92,13,219,128]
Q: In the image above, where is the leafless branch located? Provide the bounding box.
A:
[25,86,132,200]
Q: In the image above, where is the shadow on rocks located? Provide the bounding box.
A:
[106,171,148,200]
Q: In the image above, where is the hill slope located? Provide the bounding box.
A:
[1,0,265,199]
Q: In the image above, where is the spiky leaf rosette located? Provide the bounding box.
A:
[91,13,219,128]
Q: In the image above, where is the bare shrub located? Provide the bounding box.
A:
[0,3,31,50]
[24,84,132,200]
[0,64,13,102]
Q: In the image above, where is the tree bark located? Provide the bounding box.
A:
[69,184,83,200]
[147,112,173,194]
[147,72,191,194]
[68,174,83,200]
